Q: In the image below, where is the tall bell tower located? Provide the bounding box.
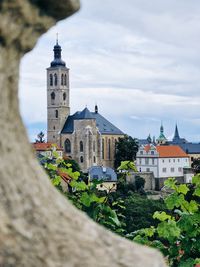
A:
[47,40,70,144]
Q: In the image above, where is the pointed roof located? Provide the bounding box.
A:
[61,107,124,135]
[76,107,94,120]
[173,124,180,140]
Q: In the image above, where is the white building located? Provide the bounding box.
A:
[136,144,190,189]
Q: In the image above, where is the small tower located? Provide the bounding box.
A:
[47,39,70,144]
[157,122,167,145]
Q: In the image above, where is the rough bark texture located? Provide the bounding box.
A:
[0,1,167,266]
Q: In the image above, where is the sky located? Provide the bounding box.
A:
[19,0,200,142]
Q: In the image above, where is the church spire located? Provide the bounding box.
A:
[174,124,180,139]
[50,37,66,67]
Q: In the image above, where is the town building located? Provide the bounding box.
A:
[46,41,124,172]
[136,144,190,190]
[33,142,63,159]
[88,166,117,192]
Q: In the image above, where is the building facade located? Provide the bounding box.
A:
[47,42,124,172]
[136,144,190,189]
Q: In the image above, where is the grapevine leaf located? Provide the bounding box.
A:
[153,211,172,221]
[177,184,189,195]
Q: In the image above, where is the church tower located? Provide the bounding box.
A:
[47,40,70,144]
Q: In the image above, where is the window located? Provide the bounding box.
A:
[51,92,55,105]
[178,167,182,172]
[145,158,149,165]
[53,126,55,130]
[185,158,187,162]
[152,158,155,165]
[146,168,150,172]
[171,167,175,172]
[173,159,175,163]
[108,139,111,160]
[162,168,167,173]
[140,151,143,155]
[63,92,66,101]
[139,168,141,172]
[93,156,96,163]
[139,158,142,165]
[80,141,83,152]
[151,151,154,155]
[162,159,165,163]
[169,159,171,163]
[102,139,105,159]
[50,74,53,86]
[61,74,64,85]
[54,73,57,86]
[64,74,67,85]
[64,139,71,153]
[80,156,84,163]
[178,159,180,162]
[55,110,58,118]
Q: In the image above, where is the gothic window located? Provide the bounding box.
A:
[51,92,55,105]
[54,73,57,86]
[80,141,83,152]
[55,110,58,118]
[64,139,71,153]
[61,74,64,85]
[80,156,84,163]
[64,74,67,86]
[102,139,105,159]
[63,92,66,101]
[50,74,53,86]
[108,139,111,160]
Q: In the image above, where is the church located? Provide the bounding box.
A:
[47,41,124,172]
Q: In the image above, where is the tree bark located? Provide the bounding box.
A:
[0,1,167,266]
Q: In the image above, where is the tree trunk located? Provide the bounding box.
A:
[0,1,167,266]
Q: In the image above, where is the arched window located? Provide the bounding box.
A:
[80,156,84,163]
[80,141,83,152]
[55,110,58,118]
[50,74,53,86]
[102,139,105,159]
[54,73,57,86]
[108,139,111,160]
[61,74,64,85]
[64,74,67,86]
[51,92,55,105]
[64,139,71,153]
[63,92,66,101]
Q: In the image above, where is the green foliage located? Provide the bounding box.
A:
[40,153,125,234]
[131,176,200,267]
[114,135,138,168]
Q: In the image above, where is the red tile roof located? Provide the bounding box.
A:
[156,145,188,158]
[33,142,62,151]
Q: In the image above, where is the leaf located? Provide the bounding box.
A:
[157,220,181,241]
[153,211,172,222]
[193,186,200,197]
[192,175,200,185]
[80,192,91,207]
[52,175,61,186]
[165,193,184,210]
[46,163,57,171]
[177,184,189,195]
[164,178,177,190]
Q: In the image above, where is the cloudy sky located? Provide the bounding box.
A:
[19,0,200,142]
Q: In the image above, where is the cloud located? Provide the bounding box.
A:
[19,0,200,142]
